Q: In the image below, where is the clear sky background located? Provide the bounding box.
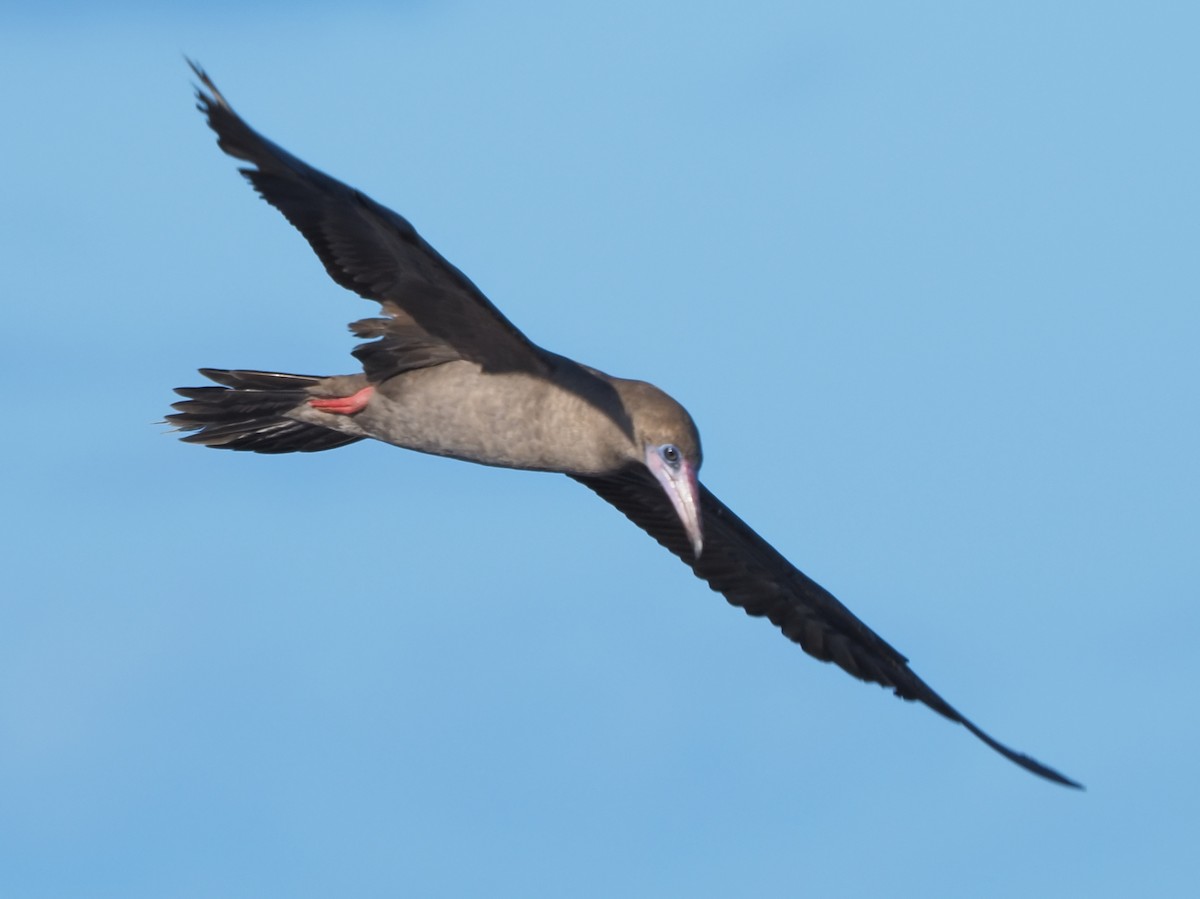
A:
[2,2,1197,896]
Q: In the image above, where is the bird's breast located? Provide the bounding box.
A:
[357,361,632,475]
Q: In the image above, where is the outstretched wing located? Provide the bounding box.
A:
[573,468,1082,788]
[189,61,548,376]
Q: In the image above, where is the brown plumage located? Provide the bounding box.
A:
[168,62,1080,789]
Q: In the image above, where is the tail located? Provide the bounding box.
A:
[167,368,365,453]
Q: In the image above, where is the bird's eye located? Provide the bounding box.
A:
[661,444,681,467]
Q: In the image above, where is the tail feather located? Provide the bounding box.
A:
[197,368,321,390]
[167,368,364,454]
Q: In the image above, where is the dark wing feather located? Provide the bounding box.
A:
[189,61,548,376]
[573,468,1082,788]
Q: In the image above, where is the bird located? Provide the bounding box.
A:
[169,61,1081,789]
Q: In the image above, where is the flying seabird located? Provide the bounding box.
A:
[169,63,1081,789]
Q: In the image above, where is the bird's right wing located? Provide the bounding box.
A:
[189,61,549,378]
[572,467,1082,788]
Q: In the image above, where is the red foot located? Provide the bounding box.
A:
[308,385,375,415]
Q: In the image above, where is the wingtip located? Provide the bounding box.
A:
[959,717,1084,790]
[184,56,230,113]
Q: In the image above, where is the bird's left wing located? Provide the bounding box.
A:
[572,467,1082,788]
[189,61,549,376]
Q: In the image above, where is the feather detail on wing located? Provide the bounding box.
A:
[189,61,548,377]
[572,467,1082,788]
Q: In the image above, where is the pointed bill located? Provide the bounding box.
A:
[645,447,703,558]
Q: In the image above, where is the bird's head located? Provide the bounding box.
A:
[617,379,704,558]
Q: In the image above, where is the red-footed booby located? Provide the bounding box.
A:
[169,63,1080,789]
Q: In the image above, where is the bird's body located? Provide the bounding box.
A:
[298,358,693,475]
[170,62,1080,788]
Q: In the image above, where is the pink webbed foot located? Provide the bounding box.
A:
[308,385,375,415]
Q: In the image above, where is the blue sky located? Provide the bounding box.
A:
[2,2,1197,896]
